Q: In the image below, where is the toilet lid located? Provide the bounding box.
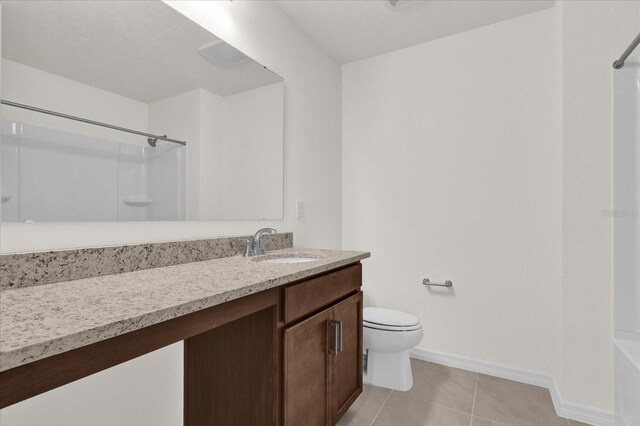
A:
[363,307,420,328]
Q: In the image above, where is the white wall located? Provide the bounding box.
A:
[343,0,640,414]
[199,88,225,220]
[208,82,284,220]
[149,83,284,221]
[0,0,342,253]
[343,5,562,380]
[560,0,640,411]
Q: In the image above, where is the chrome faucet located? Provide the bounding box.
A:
[243,228,277,257]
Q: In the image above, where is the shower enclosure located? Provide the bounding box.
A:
[613,60,640,426]
[1,120,185,222]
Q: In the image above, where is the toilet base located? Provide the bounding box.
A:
[363,349,414,391]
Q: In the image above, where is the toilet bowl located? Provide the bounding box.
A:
[363,307,423,391]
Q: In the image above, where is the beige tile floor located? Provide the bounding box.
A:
[338,358,591,426]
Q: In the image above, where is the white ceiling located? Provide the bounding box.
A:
[2,1,282,103]
[276,0,556,64]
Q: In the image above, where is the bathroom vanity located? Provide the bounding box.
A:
[0,1,365,423]
[0,246,369,426]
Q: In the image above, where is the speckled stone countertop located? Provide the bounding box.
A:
[0,233,293,290]
[0,248,369,372]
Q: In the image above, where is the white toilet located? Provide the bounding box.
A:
[363,307,423,391]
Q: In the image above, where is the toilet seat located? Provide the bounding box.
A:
[364,322,422,332]
[363,307,421,332]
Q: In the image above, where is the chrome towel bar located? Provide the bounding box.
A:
[423,278,453,288]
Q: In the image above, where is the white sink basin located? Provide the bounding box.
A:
[256,256,317,264]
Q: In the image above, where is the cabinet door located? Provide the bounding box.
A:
[283,307,332,426]
[331,292,363,424]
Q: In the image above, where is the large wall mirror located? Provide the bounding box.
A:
[0,1,284,222]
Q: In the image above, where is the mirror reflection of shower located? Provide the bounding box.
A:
[1,119,186,222]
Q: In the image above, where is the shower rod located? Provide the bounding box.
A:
[0,99,187,146]
[613,31,640,69]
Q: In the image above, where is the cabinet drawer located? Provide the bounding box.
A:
[284,263,361,324]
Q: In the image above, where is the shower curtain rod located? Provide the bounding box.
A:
[0,99,187,146]
[613,32,640,69]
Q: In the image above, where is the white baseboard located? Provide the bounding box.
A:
[409,346,614,426]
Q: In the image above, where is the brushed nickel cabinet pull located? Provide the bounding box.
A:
[329,320,343,355]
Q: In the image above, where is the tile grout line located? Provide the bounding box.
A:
[473,415,509,426]
[381,386,480,418]
[369,389,393,426]
[469,373,479,425]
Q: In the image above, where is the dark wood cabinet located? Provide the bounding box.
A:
[283,291,363,426]
[283,307,333,426]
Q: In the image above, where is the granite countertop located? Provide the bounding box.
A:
[0,248,369,372]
